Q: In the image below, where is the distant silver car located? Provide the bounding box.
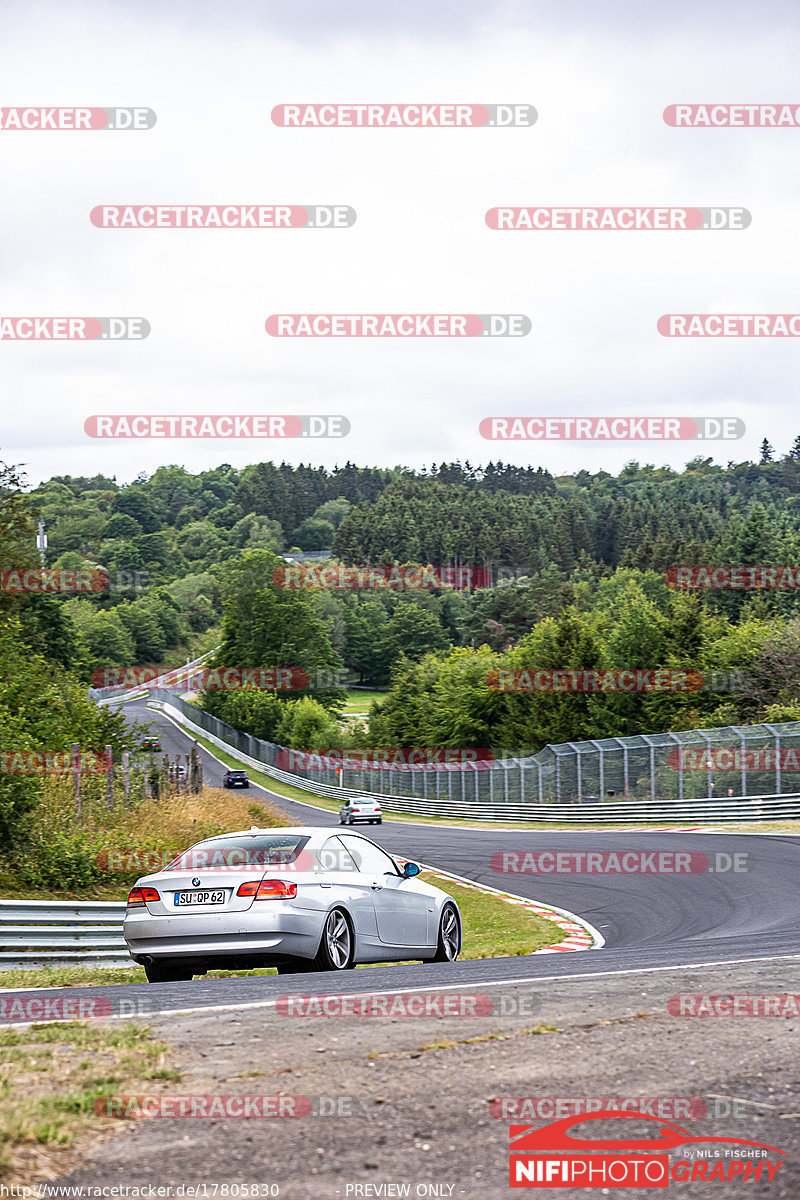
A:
[124,826,462,983]
[339,797,382,825]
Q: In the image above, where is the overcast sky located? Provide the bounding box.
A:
[2,0,800,487]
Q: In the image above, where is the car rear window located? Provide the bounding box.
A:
[164,834,310,871]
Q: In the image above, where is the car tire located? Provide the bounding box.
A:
[312,908,354,971]
[144,959,195,983]
[376,819,382,824]
[431,903,461,963]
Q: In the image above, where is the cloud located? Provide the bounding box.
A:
[1,1,799,484]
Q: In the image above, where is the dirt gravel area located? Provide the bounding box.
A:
[54,959,800,1199]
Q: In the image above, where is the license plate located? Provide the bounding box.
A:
[174,890,225,906]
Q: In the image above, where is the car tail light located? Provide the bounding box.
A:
[127,886,160,907]
[237,879,297,900]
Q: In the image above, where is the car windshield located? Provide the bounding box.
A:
[164,834,310,871]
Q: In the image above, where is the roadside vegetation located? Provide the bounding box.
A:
[0,777,287,896]
[0,1021,175,1182]
[4,448,800,881]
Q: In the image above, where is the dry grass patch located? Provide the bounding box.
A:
[0,1022,174,1183]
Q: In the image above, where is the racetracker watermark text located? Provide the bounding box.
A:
[90,206,355,228]
[480,417,745,440]
[486,206,750,230]
[266,314,530,336]
[84,416,349,438]
[271,103,536,126]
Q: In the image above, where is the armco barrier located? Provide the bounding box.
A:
[89,650,215,707]
[148,693,800,822]
[0,900,131,970]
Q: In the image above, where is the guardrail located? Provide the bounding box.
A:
[90,650,215,707]
[151,695,800,823]
[0,900,131,971]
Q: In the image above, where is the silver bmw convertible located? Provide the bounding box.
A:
[124,826,462,982]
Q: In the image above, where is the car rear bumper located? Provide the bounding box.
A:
[123,904,320,961]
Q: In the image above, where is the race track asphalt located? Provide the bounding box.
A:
[12,696,796,1017]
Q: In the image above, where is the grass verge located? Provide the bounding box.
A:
[0,1021,175,1182]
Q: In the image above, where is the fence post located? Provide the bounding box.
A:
[72,743,82,824]
[122,750,131,809]
[105,745,114,810]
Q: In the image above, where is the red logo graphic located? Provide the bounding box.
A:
[509,1112,784,1188]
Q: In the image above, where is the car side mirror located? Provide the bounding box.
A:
[402,862,421,877]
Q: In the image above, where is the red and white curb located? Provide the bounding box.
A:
[416,863,604,953]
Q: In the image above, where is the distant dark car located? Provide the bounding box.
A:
[141,737,162,752]
[224,770,249,789]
